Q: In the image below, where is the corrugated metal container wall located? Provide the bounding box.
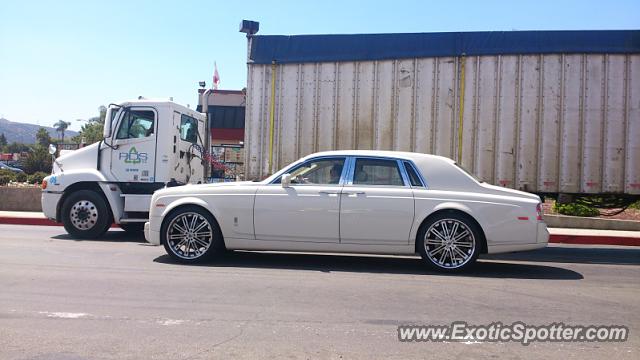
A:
[244,33,640,195]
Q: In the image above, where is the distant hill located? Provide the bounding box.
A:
[0,118,78,144]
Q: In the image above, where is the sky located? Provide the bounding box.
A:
[0,0,638,131]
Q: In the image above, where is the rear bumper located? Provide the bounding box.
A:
[537,222,550,245]
[486,222,548,254]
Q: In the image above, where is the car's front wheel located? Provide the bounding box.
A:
[160,206,224,263]
[417,212,482,272]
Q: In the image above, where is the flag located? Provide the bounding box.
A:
[213,62,220,90]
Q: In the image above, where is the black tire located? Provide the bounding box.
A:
[160,205,224,263]
[417,211,483,272]
[119,223,145,234]
[61,189,112,239]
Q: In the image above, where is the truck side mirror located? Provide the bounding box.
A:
[48,144,57,155]
[103,118,111,138]
[281,173,291,188]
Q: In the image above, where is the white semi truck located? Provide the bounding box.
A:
[41,99,210,238]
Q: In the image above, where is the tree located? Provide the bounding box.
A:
[53,120,71,143]
[0,133,7,148]
[5,142,30,153]
[71,106,107,145]
[36,127,52,147]
[21,145,52,174]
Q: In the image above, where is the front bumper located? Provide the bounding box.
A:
[144,221,161,245]
[41,191,62,221]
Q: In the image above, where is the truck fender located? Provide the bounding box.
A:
[46,169,108,192]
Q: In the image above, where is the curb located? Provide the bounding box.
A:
[1,216,638,247]
[549,235,640,247]
[0,217,120,228]
[0,217,59,226]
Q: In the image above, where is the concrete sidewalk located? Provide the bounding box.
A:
[0,211,638,246]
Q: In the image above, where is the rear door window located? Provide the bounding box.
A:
[180,114,199,143]
[352,158,405,186]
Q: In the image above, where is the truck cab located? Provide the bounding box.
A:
[41,99,207,238]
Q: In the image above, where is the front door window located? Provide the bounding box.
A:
[116,110,155,139]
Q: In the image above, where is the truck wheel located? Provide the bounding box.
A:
[119,223,145,234]
[61,190,112,239]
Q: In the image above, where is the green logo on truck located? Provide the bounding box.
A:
[119,147,148,164]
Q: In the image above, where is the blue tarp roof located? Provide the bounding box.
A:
[249,30,640,64]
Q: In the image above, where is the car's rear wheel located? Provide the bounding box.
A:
[161,206,223,263]
[417,212,482,272]
[61,190,111,239]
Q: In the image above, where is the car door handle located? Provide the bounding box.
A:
[343,191,365,196]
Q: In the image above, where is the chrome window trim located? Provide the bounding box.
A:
[397,159,411,187]
[402,160,428,189]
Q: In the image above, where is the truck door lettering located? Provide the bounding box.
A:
[119,147,148,164]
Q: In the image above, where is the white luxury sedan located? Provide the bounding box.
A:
[144,151,548,272]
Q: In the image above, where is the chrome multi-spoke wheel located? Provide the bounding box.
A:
[418,213,482,271]
[162,207,222,263]
[69,200,99,230]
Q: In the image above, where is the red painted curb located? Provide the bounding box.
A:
[0,217,59,226]
[549,234,640,247]
[0,217,638,246]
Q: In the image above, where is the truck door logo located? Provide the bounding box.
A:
[119,147,148,164]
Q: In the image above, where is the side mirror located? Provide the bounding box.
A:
[48,144,57,155]
[281,173,291,188]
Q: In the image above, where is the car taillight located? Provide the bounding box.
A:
[536,203,543,221]
[42,179,47,190]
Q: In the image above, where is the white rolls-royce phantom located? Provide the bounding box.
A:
[144,151,548,272]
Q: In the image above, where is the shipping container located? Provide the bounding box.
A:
[243,29,640,200]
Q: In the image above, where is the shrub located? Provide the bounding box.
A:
[14,172,27,182]
[0,169,16,183]
[553,202,599,217]
[28,171,48,185]
[0,174,12,185]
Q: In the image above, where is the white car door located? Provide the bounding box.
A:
[339,157,415,245]
[253,157,346,243]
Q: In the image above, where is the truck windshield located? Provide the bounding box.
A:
[109,107,119,123]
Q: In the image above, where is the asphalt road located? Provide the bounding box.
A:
[0,224,638,360]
